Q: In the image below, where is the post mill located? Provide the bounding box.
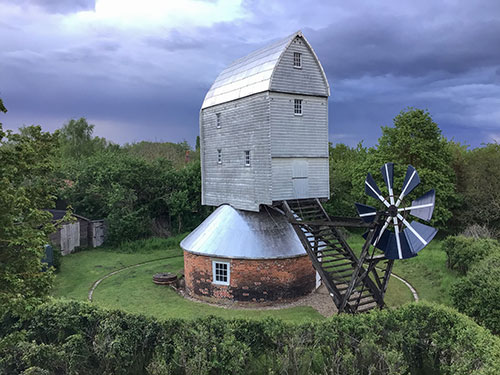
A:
[181,31,438,312]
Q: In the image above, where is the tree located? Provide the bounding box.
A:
[59,118,109,159]
[365,108,459,229]
[0,98,6,114]
[455,143,500,233]
[0,100,59,314]
[324,142,368,217]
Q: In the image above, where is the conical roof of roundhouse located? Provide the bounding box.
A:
[201,30,329,109]
[180,205,306,259]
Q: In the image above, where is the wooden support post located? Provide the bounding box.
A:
[339,216,379,312]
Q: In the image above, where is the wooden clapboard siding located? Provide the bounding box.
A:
[270,36,329,97]
[271,157,329,201]
[200,32,330,210]
[269,92,328,157]
[201,92,272,212]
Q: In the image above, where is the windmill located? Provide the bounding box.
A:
[182,30,437,313]
[355,163,438,260]
[282,163,438,313]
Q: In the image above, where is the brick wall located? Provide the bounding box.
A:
[184,251,315,303]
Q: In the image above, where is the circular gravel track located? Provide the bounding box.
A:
[88,256,420,310]
[88,255,182,301]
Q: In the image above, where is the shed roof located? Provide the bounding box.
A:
[180,204,306,259]
[201,31,329,109]
[45,209,91,223]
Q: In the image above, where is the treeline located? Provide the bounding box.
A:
[55,118,209,245]
[1,301,499,375]
[324,108,500,236]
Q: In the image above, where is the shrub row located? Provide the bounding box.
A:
[443,235,500,275]
[451,252,500,334]
[1,301,499,375]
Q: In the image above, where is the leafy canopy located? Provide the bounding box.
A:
[58,117,111,159]
[365,108,458,229]
[0,100,59,314]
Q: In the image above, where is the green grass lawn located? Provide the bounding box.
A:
[52,236,421,322]
[92,258,324,322]
[52,237,185,300]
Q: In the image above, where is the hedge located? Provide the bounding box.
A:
[1,301,499,375]
[451,252,500,334]
[443,235,500,275]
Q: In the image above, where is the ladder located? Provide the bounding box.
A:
[281,198,394,313]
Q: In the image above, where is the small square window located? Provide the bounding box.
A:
[216,113,221,129]
[294,99,303,115]
[217,149,222,164]
[244,150,250,166]
[212,261,230,285]
[293,52,302,68]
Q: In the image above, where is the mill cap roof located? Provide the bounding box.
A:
[201,30,330,109]
[180,204,307,259]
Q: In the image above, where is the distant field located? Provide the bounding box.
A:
[52,235,442,322]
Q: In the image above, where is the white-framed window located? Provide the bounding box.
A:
[244,150,250,166]
[217,149,222,164]
[294,99,303,115]
[212,260,230,285]
[293,52,302,68]
[216,113,221,129]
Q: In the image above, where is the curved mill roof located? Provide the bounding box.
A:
[201,30,330,109]
[180,204,307,259]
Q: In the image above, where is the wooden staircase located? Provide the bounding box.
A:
[281,198,394,313]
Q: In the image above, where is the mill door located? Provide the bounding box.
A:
[292,160,309,199]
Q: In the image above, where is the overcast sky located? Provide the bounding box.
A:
[1,0,499,148]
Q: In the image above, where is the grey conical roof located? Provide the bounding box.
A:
[181,205,306,259]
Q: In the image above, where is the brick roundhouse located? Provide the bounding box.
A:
[181,205,316,303]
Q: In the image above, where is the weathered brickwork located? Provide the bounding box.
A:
[184,251,315,303]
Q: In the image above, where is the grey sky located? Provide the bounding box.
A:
[1,0,499,147]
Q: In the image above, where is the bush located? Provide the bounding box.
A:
[114,234,187,253]
[443,235,500,275]
[1,301,499,374]
[451,252,500,334]
[461,224,496,239]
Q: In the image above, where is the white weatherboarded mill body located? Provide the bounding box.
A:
[200,31,330,212]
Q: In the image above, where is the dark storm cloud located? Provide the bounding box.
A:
[309,15,500,80]
[1,0,499,148]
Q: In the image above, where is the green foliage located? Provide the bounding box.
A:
[1,301,499,374]
[0,105,59,314]
[366,108,459,230]
[451,143,500,233]
[124,140,196,168]
[451,252,500,334]
[61,150,209,244]
[62,151,171,244]
[324,142,367,217]
[0,98,6,115]
[115,234,186,253]
[443,235,500,275]
[58,118,112,159]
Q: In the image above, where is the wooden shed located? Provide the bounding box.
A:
[47,210,106,255]
[200,30,330,212]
